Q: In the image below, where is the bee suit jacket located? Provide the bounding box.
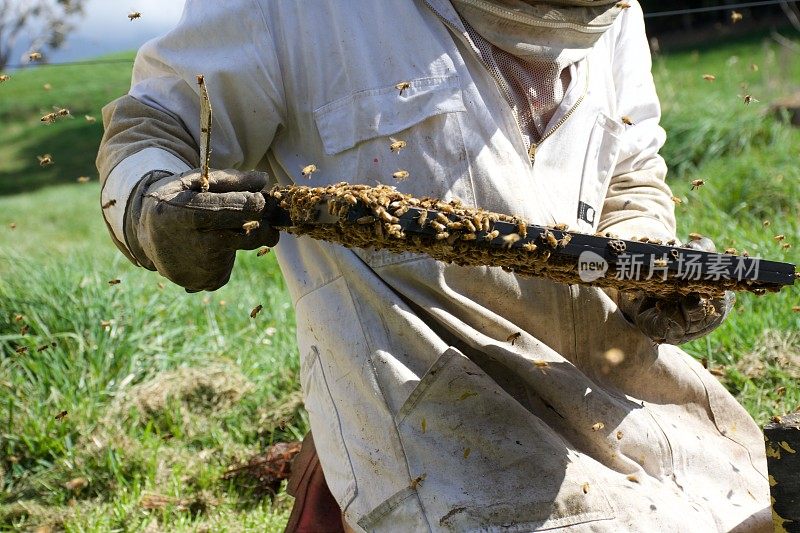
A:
[97,1,770,530]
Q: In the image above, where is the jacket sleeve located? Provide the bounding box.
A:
[597,1,677,243]
[96,0,285,261]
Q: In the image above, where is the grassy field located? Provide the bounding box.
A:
[1,35,799,531]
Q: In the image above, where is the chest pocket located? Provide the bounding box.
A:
[313,75,474,269]
[576,113,623,234]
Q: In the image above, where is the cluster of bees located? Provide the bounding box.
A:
[264,182,776,298]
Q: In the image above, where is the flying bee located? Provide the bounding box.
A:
[781,243,791,250]
[621,115,634,126]
[763,220,771,227]
[37,154,54,166]
[671,196,683,204]
[506,332,521,346]
[77,176,90,183]
[28,51,42,62]
[85,115,96,123]
[739,94,758,105]
[54,106,71,117]
[128,11,142,21]
[389,137,406,153]
[102,199,116,209]
[257,246,270,256]
[15,346,28,354]
[242,220,260,234]
[774,234,786,242]
[301,164,317,177]
[393,170,410,182]
[502,233,521,248]
[627,474,640,484]
[730,10,743,23]
[55,410,68,421]
[250,304,263,319]
[792,305,800,313]
[108,279,121,286]
[41,112,58,124]
[0,74,10,83]
[42,83,52,91]
[395,81,411,95]
[702,74,716,82]
[691,179,705,190]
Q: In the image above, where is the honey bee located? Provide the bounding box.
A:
[671,196,683,205]
[28,51,42,62]
[522,242,538,253]
[102,199,116,209]
[730,10,743,23]
[356,215,375,225]
[242,220,260,234]
[250,304,263,319]
[435,231,450,241]
[409,473,426,490]
[54,107,70,117]
[55,410,68,421]
[429,221,446,232]
[484,229,499,240]
[0,74,10,83]
[77,176,90,183]
[702,74,716,82]
[515,218,528,238]
[395,81,411,95]
[542,230,558,248]
[461,233,477,241]
[558,234,572,248]
[774,234,786,242]
[502,233,521,248]
[621,115,634,126]
[691,179,705,190]
[389,137,407,153]
[37,154,54,166]
[108,279,121,285]
[301,164,317,177]
[393,170,410,182]
[740,94,758,105]
[128,11,142,21]
[553,223,569,231]
[591,422,605,431]
[506,332,522,345]
[615,1,631,8]
[84,115,96,123]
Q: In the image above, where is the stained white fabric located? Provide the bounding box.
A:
[97,1,771,531]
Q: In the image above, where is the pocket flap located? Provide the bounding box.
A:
[313,76,466,155]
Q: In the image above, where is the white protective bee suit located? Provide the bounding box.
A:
[97,1,771,531]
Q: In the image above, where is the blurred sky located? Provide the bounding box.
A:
[9,0,185,67]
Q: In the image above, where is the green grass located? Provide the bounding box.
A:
[1,35,799,531]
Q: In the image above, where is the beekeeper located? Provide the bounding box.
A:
[97,0,770,531]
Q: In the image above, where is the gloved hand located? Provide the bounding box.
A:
[124,168,278,292]
[617,237,735,345]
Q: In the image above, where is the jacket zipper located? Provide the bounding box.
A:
[422,0,588,165]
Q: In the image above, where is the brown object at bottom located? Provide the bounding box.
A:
[285,432,347,533]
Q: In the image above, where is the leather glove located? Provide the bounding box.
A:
[617,237,735,345]
[123,168,278,292]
